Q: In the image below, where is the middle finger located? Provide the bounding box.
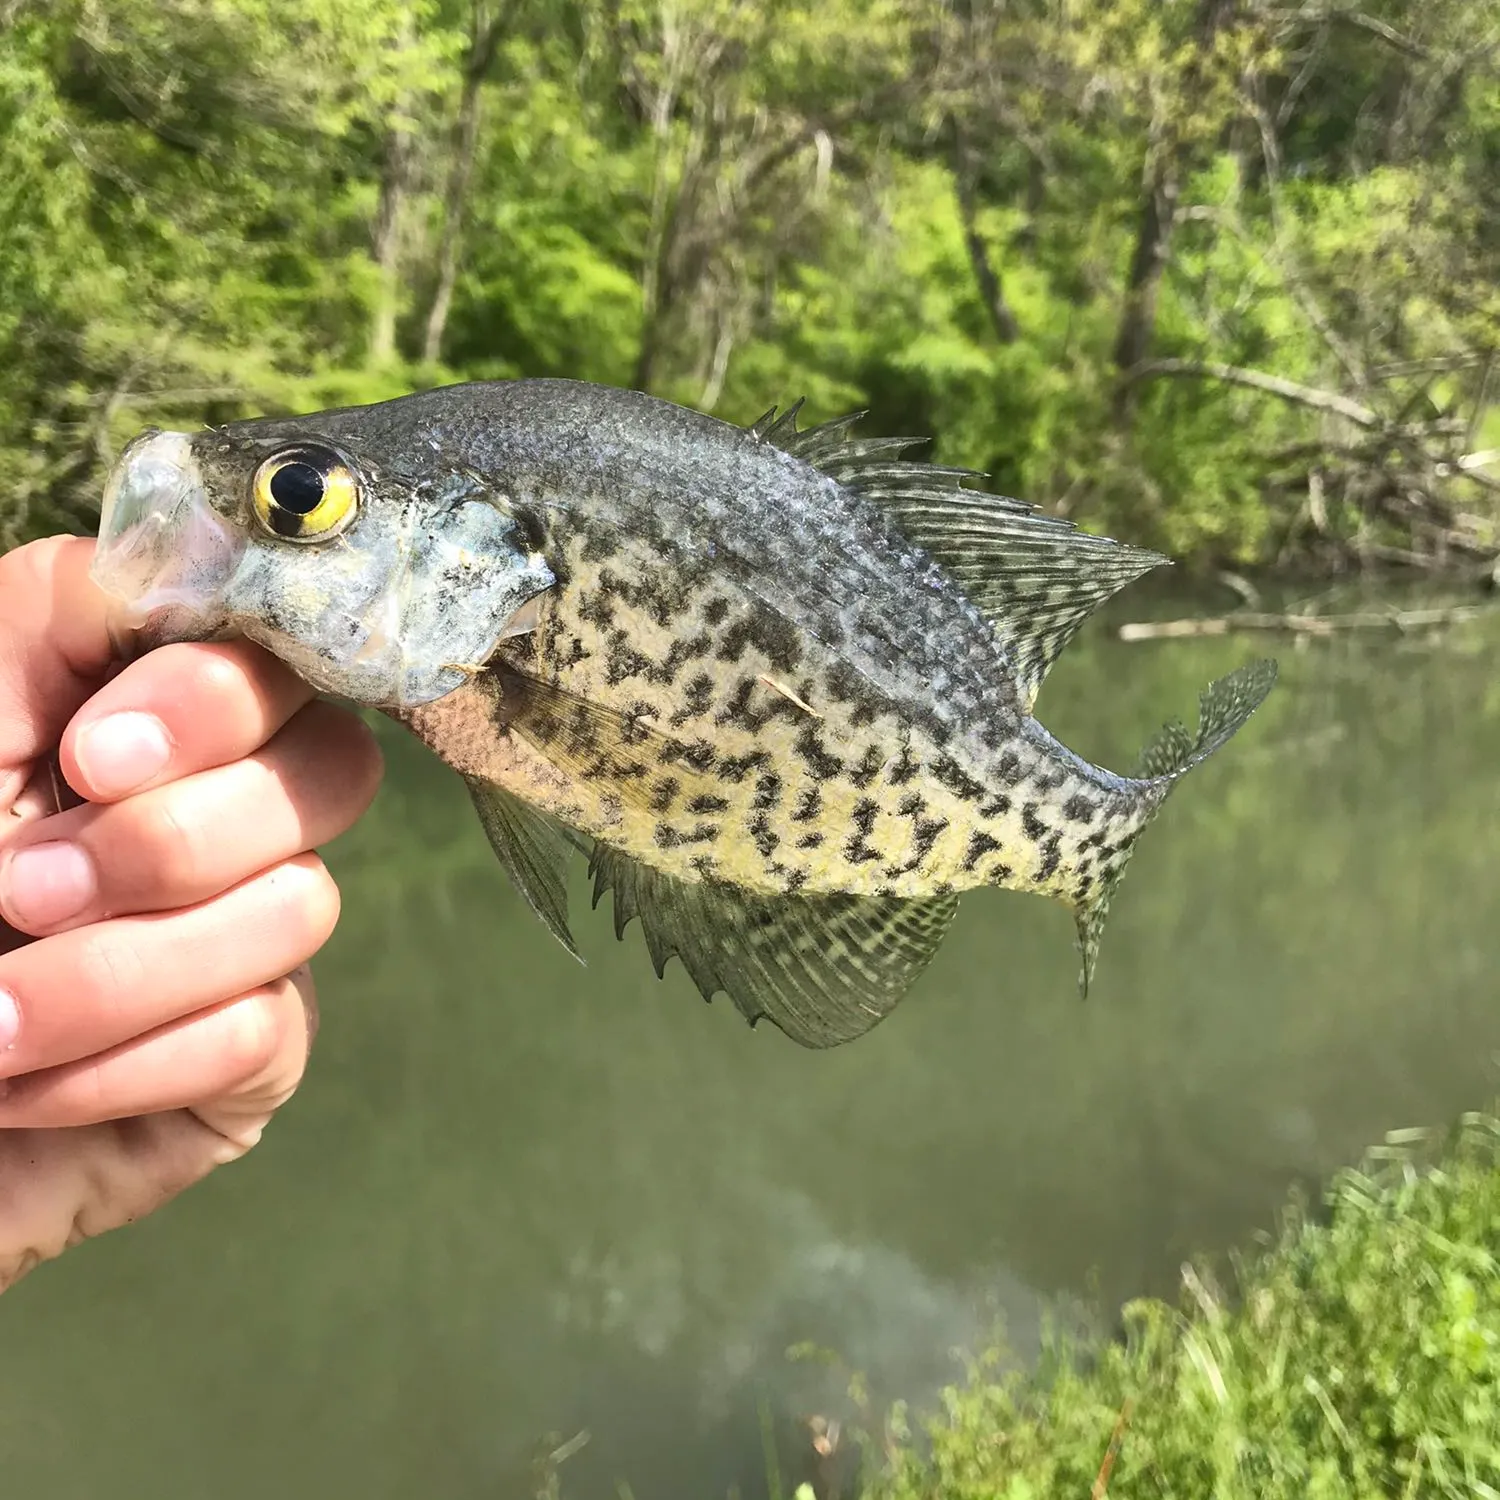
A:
[0,853,339,1083]
[0,701,380,938]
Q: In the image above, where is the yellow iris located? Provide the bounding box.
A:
[251,449,359,542]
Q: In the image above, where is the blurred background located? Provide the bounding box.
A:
[1,0,1496,567]
[2,2,1499,1497]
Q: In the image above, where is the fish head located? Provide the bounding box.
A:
[91,415,555,709]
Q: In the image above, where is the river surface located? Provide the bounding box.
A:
[4,586,1499,1498]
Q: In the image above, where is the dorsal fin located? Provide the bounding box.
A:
[749,403,1169,709]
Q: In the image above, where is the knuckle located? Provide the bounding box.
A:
[134,792,207,888]
[0,536,71,593]
[74,928,147,1012]
[184,647,250,706]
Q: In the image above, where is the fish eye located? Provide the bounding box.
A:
[252,446,359,543]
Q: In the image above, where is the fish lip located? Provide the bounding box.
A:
[91,430,243,647]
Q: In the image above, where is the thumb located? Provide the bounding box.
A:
[0,538,122,813]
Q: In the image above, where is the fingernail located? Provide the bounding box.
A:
[1,842,97,929]
[75,712,171,797]
[0,990,18,1051]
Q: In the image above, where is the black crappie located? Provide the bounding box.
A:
[92,379,1276,1047]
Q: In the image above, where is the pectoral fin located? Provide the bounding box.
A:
[495,668,728,815]
[589,843,958,1048]
[466,776,585,959]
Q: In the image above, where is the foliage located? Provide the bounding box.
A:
[856,1111,1500,1500]
[0,0,1497,564]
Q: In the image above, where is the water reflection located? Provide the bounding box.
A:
[2,602,1498,1498]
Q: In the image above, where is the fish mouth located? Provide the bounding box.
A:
[92,430,243,649]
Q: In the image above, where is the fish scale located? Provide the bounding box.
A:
[480,529,1142,904]
[91,377,1278,1048]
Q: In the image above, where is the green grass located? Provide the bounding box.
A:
[852,1112,1500,1500]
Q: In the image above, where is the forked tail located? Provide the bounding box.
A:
[1075,658,1278,995]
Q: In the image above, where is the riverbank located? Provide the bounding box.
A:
[847,1109,1500,1500]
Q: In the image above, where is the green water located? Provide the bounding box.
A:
[3,598,1499,1498]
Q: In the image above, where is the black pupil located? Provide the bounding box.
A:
[268,462,326,515]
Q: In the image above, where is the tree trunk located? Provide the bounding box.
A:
[1110,140,1178,388]
[1111,0,1239,420]
[952,123,1020,344]
[422,2,508,365]
[369,121,413,366]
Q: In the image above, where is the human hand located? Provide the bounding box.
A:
[0,536,382,1292]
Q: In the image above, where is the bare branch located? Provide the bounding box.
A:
[1266,7,1430,59]
[1126,357,1382,426]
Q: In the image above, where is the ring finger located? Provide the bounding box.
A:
[0,853,339,1083]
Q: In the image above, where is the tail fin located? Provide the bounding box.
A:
[1074,658,1278,995]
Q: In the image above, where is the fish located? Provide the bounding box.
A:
[90,379,1276,1048]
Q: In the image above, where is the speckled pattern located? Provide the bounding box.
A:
[292,379,1163,911]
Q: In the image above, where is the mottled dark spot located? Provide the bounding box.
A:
[796,831,825,850]
[653,632,711,687]
[850,798,879,836]
[1021,804,1047,842]
[680,739,718,773]
[577,591,614,629]
[906,815,948,872]
[1037,834,1062,882]
[963,829,1002,872]
[791,787,822,823]
[753,772,783,811]
[579,525,617,565]
[844,797,881,866]
[654,821,718,849]
[851,745,885,789]
[605,633,651,687]
[995,751,1022,785]
[822,660,881,727]
[703,596,730,626]
[748,813,779,859]
[687,793,729,815]
[649,777,679,814]
[931,755,985,802]
[715,676,761,731]
[980,793,1011,818]
[794,727,843,782]
[717,751,770,783]
[715,608,801,674]
[1062,794,1096,824]
[896,792,924,818]
[887,748,920,786]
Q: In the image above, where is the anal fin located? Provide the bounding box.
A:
[589,844,959,1048]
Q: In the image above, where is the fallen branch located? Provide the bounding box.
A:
[1118,604,1496,641]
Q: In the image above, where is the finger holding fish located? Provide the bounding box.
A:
[56,638,321,805]
[0,700,380,937]
[0,854,339,1086]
